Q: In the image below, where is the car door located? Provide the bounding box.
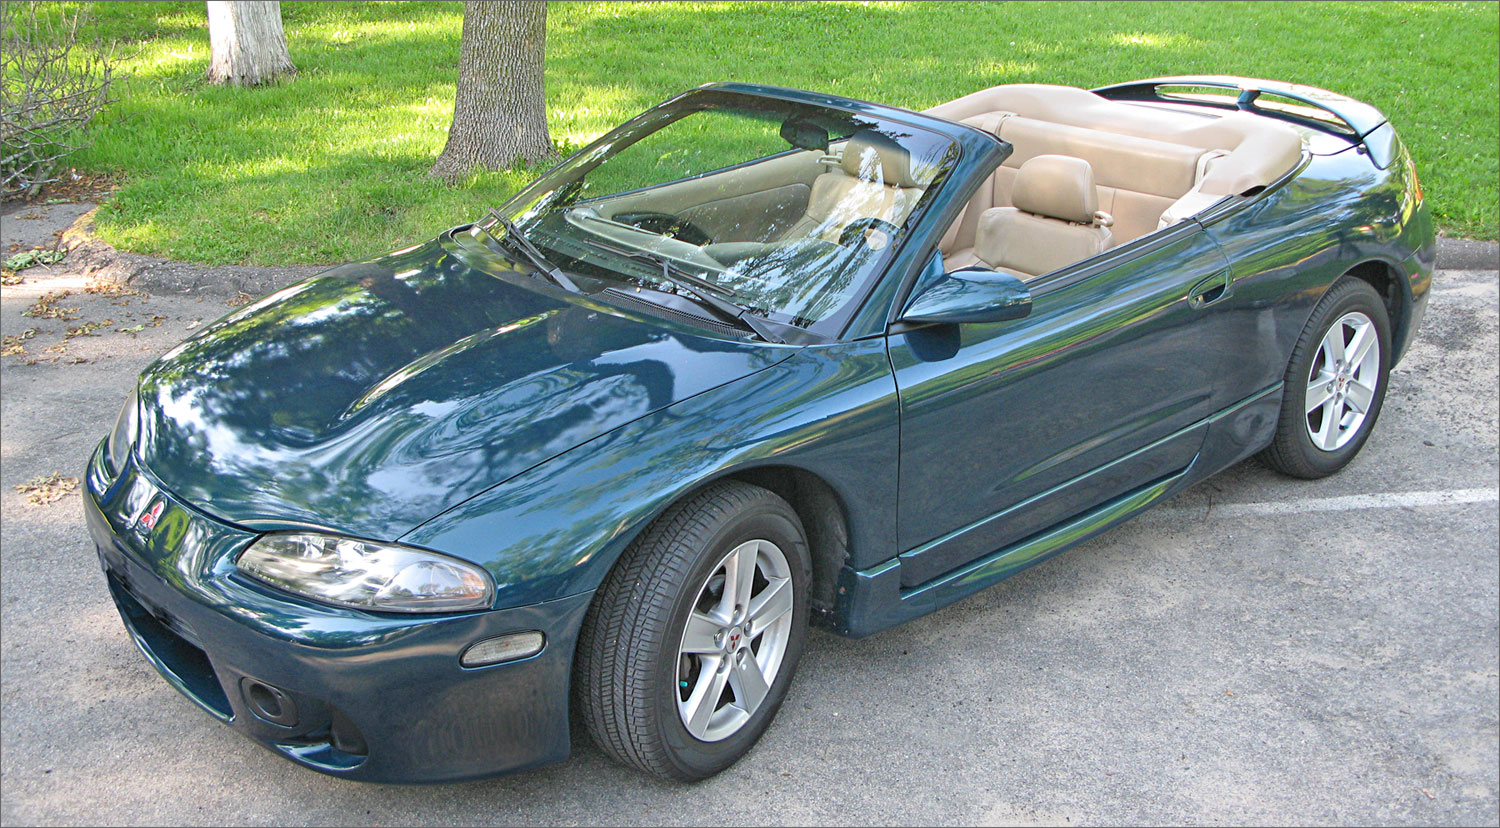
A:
[889,223,1234,587]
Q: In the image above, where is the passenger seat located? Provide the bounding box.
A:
[964,154,1113,279]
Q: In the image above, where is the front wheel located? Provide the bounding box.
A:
[1259,277,1392,478]
[574,481,810,780]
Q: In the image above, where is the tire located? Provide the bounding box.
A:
[574,480,811,781]
[1258,277,1392,479]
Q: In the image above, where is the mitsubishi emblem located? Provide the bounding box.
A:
[138,501,164,531]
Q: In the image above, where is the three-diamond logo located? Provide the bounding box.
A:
[138,501,164,531]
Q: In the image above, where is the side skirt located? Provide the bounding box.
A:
[831,383,1284,638]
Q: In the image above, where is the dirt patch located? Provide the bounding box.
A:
[2,201,323,300]
[54,207,324,299]
[1422,301,1491,352]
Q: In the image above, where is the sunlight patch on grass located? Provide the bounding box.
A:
[1107,32,1196,49]
[68,0,1500,265]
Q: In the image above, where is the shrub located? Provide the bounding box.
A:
[1,1,115,201]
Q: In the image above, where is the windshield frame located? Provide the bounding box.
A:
[486,84,978,341]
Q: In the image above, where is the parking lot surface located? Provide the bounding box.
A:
[2,207,1496,825]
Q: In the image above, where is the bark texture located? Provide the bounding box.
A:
[430,0,552,183]
[206,1,295,86]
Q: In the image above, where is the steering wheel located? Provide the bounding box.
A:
[613,211,713,246]
[837,216,901,250]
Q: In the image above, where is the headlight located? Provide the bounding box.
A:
[106,387,139,474]
[237,533,494,613]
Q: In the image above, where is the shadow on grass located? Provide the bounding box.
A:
[76,1,1499,264]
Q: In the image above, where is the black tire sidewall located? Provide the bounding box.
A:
[652,501,810,779]
[1282,281,1393,475]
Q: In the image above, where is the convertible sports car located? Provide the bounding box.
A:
[85,76,1432,783]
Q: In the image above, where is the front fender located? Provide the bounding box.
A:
[400,338,900,610]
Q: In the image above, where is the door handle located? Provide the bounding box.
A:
[1188,268,1232,308]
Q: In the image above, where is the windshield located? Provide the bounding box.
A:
[483,89,960,338]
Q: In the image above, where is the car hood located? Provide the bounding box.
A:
[137,235,792,541]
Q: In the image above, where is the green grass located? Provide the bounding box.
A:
[64,1,1500,265]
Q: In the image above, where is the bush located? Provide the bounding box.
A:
[1,1,116,201]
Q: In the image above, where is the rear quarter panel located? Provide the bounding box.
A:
[1199,142,1432,399]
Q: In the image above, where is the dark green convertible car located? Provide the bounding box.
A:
[85,76,1433,783]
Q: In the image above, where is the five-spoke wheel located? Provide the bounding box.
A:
[676,539,796,742]
[574,481,810,780]
[1303,310,1382,452]
[1261,277,1391,478]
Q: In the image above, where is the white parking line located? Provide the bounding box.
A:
[1152,487,1500,522]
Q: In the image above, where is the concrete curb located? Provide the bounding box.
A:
[51,207,1500,300]
[1436,236,1500,271]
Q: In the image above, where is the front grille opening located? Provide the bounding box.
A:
[108,574,233,720]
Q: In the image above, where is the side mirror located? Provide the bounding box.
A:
[899,267,1032,325]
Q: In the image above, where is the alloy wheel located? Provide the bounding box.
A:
[675,539,795,742]
[1304,310,1380,452]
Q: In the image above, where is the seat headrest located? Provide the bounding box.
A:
[1012,154,1099,224]
[840,130,922,188]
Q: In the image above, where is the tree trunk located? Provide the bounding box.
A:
[430,0,552,183]
[206,1,295,86]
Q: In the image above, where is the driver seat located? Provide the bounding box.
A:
[782,130,925,243]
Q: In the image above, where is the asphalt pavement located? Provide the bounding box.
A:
[1,204,1496,826]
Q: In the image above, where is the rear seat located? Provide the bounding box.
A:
[930,84,1304,271]
[993,116,1210,244]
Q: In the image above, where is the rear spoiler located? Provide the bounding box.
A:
[1092,75,1388,139]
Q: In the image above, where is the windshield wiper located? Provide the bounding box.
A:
[581,240,785,344]
[482,209,580,293]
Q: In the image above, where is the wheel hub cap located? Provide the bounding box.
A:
[717,626,746,653]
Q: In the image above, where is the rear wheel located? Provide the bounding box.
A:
[574,481,810,780]
[1259,277,1391,478]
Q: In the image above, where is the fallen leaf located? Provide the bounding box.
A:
[65,319,112,339]
[23,291,80,321]
[13,473,79,506]
[1,329,39,356]
[84,280,142,299]
[4,248,66,271]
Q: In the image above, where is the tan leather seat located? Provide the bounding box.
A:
[928,84,1305,255]
[938,113,1008,268]
[783,130,924,243]
[966,155,1113,279]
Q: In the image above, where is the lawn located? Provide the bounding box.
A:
[60,1,1500,265]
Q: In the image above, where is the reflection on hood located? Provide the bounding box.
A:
[138,240,789,540]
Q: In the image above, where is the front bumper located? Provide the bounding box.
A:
[85,446,593,783]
